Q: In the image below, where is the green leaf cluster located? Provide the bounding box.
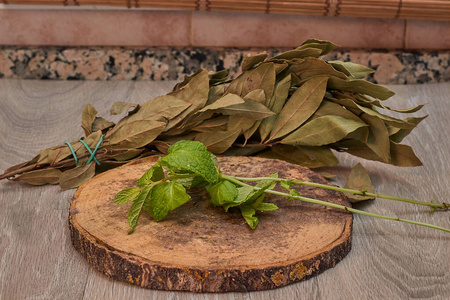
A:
[113,141,218,233]
[2,39,427,188]
[114,140,281,232]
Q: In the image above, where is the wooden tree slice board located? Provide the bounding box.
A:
[69,156,352,292]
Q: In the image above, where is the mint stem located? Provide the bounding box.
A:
[220,174,450,233]
[230,175,448,210]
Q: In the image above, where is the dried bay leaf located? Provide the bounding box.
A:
[281,115,367,146]
[241,52,268,71]
[345,126,370,143]
[327,94,362,111]
[195,129,241,154]
[328,61,375,79]
[356,94,427,114]
[151,132,199,154]
[192,116,229,133]
[340,139,422,167]
[269,76,328,140]
[338,140,386,162]
[199,93,245,112]
[271,48,322,60]
[222,145,267,156]
[171,69,203,92]
[35,147,64,166]
[113,149,144,161]
[320,172,336,179]
[108,120,166,150]
[260,145,328,168]
[81,104,97,137]
[239,89,267,142]
[36,139,84,166]
[327,93,417,134]
[296,145,339,167]
[389,142,422,167]
[226,72,247,97]
[13,168,62,185]
[217,98,274,120]
[359,114,391,163]
[59,162,95,190]
[344,163,375,202]
[273,62,289,74]
[389,116,427,143]
[207,84,225,105]
[134,95,191,122]
[166,69,210,130]
[244,89,266,104]
[289,58,348,82]
[265,75,292,110]
[299,38,340,56]
[259,74,292,142]
[355,103,417,129]
[92,117,115,133]
[110,101,139,116]
[243,121,261,144]
[369,100,426,114]
[106,95,190,138]
[208,69,229,84]
[170,110,215,134]
[244,63,276,101]
[310,100,364,123]
[227,116,256,141]
[228,63,276,102]
[328,77,395,100]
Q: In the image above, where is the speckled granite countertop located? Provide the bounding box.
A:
[1,47,448,84]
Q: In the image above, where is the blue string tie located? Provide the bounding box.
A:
[65,135,104,166]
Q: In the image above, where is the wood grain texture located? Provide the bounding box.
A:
[0,79,449,299]
[69,156,352,292]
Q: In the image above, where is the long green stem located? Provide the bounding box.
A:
[220,174,450,233]
[230,175,448,210]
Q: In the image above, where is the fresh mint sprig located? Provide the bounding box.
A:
[114,140,449,234]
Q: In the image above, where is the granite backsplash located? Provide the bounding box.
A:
[1,47,448,84]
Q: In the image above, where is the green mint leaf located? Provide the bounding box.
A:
[176,175,207,189]
[254,203,279,211]
[114,187,141,204]
[167,140,208,154]
[162,140,219,184]
[128,185,152,234]
[239,205,259,229]
[136,163,164,187]
[223,185,254,211]
[251,194,266,209]
[207,180,239,207]
[245,172,279,204]
[288,189,301,200]
[280,179,294,191]
[148,182,191,222]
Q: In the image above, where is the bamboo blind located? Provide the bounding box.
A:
[3,1,450,21]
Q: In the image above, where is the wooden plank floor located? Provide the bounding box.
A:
[0,80,448,299]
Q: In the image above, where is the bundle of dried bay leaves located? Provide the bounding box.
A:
[0,39,426,189]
